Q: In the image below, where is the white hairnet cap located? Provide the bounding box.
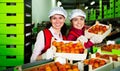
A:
[69,9,86,20]
[48,7,67,19]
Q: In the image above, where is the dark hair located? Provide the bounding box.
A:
[61,23,68,35]
[45,21,52,29]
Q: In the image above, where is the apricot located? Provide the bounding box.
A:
[67,69,73,71]
[52,41,56,46]
[51,65,58,71]
[89,58,95,65]
[88,24,107,34]
[83,59,89,65]
[112,55,118,61]
[74,49,80,54]
[99,60,106,66]
[45,65,52,71]
[64,63,71,69]
[79,48,84,53]
[38,66,45,71]
[59,65,66,71]
[73,68,79,71]
[72,65,78,69]
[55,62,62,67]
[72,65,79,71]
[60,41,64,45]
[57,49,61,53]
[96,52,101,58]
[93,62,99,69]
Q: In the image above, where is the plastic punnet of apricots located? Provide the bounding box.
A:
[85,21,112,39]
[52,40,87,61]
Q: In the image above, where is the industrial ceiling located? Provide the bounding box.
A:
[59,0,109,9]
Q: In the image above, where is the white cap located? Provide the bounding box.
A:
[48,7,67,19]
[69,9,86,20]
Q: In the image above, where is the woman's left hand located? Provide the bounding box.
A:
[77,35,88,43]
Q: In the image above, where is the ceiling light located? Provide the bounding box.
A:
[90,1,95,5]
[85,6,88,9]
[57,1,62,7]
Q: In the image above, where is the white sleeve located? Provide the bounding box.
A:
[30,31,45,63]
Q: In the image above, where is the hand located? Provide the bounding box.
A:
[42,46,56,59]
[77,35,88,43]
[90,35,103,44]
[55,57,66,64]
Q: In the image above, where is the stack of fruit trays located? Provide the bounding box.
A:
[23,62,80,71]
[51,40,87,61]
[85,21,112,40]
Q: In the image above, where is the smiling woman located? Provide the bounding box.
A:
[66,9,104,49]
[30,7,68,63]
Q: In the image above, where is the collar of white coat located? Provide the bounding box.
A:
[49,27,63,41]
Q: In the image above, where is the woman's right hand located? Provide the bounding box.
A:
[36,55,42,61]
[41,46,56,60]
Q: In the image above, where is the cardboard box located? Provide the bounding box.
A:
[97,44,120,56]
[23,62,80,71]
[85,21,112,39]
[55,50,87,61]
[52,40,88,61]
[99,61,120,71]
[93,62,113,71]
[78,58,112,71]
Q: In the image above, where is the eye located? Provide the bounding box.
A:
[73,18,78,21]
[59,16,64,19]
[80,17,84,20]
[52,17,56,20]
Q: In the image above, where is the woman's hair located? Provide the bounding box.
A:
[45,21,52,29]
[61,23,68,35]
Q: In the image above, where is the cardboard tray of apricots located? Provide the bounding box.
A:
[85,21,112,39]
[88,61,120,71]
[93,44,120,56]
[79,57,120,71]
[100,44,120,56]
[77,57,113,71]
[23,61,80,71]
[52,40,88,61]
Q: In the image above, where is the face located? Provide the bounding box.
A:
[50,14,65,31]
[71,16,85,29]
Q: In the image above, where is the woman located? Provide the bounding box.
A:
[30,7,67,62]
[67,9,103,48]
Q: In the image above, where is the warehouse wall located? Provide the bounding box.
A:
[65,9,72,25]
[32,0,56,25]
